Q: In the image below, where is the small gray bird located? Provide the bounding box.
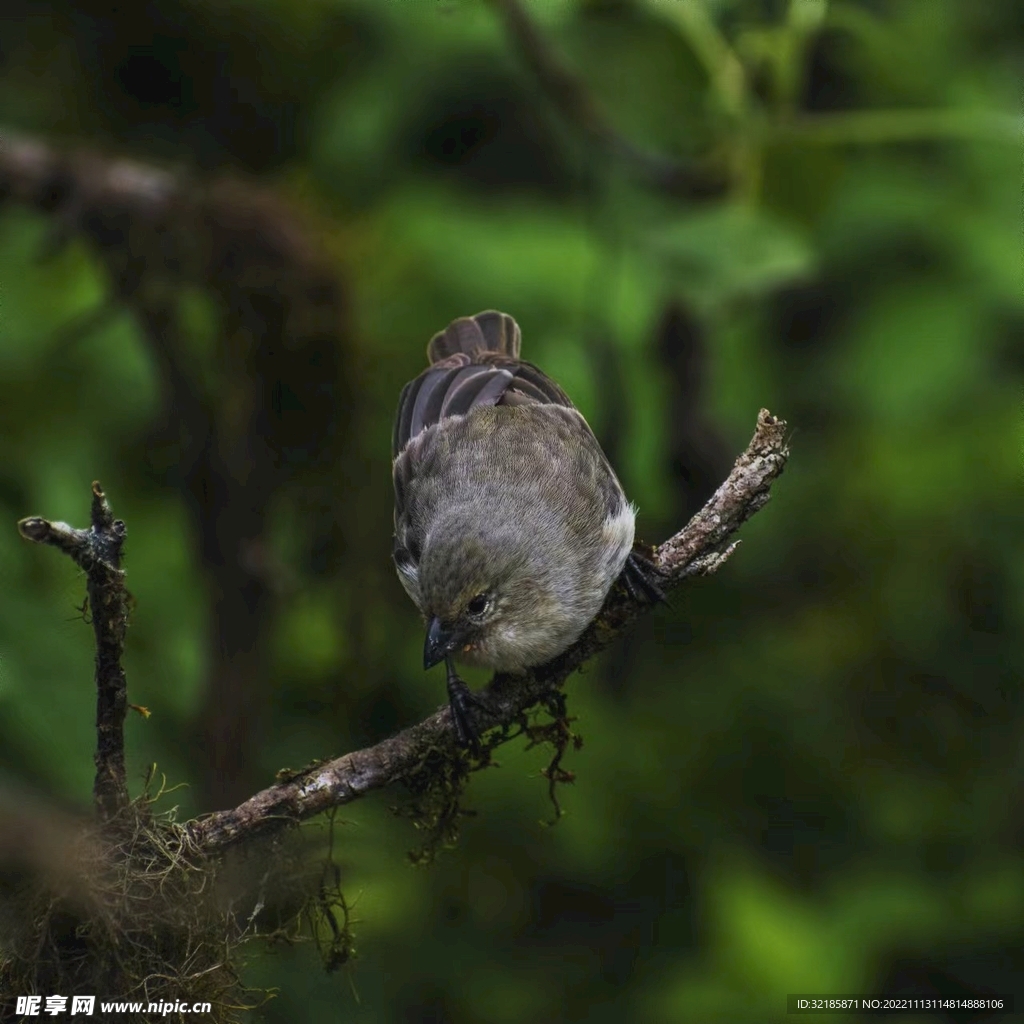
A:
[392,311,662,745]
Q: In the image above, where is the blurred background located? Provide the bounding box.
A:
[0,0,1021,1020]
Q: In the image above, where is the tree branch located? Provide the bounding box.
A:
[188,409,789,854]
[18,482,129,819]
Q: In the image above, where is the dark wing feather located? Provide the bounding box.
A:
[504,362,572,406]
[441,365,515,418]
[391,380,416,459]
[392,357,578,457]
[411,364,468,439]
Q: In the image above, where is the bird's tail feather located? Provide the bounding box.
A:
[427,310,521,364]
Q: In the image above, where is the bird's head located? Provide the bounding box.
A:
[417,508,574,673]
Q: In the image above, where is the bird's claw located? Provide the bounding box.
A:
[445,658,491,750]
[620,549,668,605]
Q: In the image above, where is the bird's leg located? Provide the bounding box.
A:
[445,657,490,749]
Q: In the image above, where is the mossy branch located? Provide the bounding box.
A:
[187,408,789,853]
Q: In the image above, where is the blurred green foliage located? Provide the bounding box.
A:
[0,0,1022,1020]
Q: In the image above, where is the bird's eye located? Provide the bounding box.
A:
[467,593,489,616]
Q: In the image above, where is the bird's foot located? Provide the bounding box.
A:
[445,658,492,750]
[619,549,668,605]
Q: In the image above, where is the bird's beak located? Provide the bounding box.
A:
[424,616,457,669]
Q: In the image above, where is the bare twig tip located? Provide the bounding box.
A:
[17,517,51,542]
[90,481,115,531]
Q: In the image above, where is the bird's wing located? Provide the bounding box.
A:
[391,352,577,459]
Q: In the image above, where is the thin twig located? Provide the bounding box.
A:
[188,409,789,854]
[18,482,130,818]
